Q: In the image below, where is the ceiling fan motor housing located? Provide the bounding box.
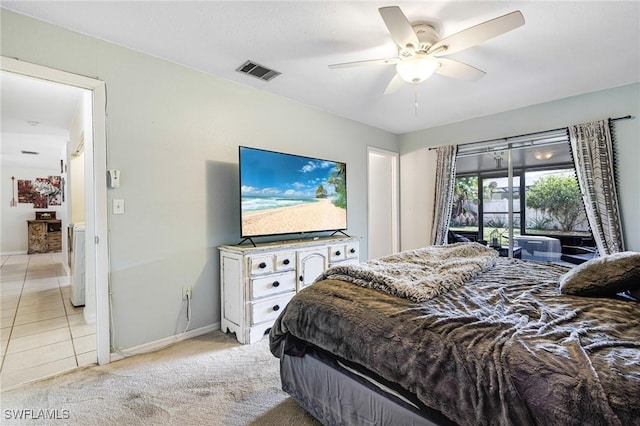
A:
[413,23,440,52]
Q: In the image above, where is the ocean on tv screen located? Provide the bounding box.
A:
[241,196,318,212]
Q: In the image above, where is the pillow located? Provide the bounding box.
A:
[559,251,640,297]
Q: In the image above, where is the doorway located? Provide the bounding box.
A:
[367,147,399,259]
[1,57,109,368]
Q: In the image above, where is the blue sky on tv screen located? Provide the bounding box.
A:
[241,147,341,200]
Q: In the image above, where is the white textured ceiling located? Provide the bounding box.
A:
[2,1,640,136]
[1,72,86,169]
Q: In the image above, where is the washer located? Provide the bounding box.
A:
[69,222,86,307]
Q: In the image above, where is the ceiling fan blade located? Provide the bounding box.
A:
[435,58,486,80]
[428,10,525,56]
[379,6,420,50]
[329,58,399,69]
[384,73,405,95]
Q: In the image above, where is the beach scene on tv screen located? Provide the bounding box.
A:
[241,148,346,237]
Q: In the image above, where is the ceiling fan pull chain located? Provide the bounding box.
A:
[414,84,419,117]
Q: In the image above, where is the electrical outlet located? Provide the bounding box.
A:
[182,287,192,300]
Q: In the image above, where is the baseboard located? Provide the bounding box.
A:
[1,250,28,256]
[110,322,221,362]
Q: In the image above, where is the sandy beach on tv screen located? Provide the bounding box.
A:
[242,199,346,236]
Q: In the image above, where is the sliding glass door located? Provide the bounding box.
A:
[480,174,521,249]
[449,129,593,261]
[523,168,588,236]
[450,176,480,237]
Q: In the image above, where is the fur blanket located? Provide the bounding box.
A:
[271,258,640,425]
[316,242,498,302]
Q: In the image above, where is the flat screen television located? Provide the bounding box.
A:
[239,146,347,239]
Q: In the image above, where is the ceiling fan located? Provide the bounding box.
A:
[329,6,525,94]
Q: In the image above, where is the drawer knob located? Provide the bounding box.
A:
[283,259,290,265]
[272,281,280,287]
[258,262,267,269]
[350,248,356,253]
[273,305,280,312]
[335,250,341,256]
[299,275,303,282]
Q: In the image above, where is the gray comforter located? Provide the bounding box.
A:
[269,257,640,426]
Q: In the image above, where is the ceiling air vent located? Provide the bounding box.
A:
[236,60,281,82]
[21,150,39,155]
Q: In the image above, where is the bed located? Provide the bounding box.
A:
[269,242,640,426]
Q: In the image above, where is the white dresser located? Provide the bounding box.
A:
[219,236,360,344]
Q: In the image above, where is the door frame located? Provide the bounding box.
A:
[1,57,110,365]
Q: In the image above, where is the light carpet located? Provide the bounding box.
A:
[0,331,320,425]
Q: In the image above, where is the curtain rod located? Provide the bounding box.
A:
[609,115,633,122]
[455,140,569,158]
[427,115,634,151]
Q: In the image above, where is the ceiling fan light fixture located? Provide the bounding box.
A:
[396,55,438,84]
[534,151,553,160]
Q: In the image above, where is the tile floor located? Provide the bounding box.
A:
[1,252,96,389]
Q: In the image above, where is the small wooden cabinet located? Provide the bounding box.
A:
[219,236,360,344]
[27,219,62,254]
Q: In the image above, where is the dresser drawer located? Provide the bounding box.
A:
[248,255,274,275]
[345,242,359,259]
[328,244,346,262]
[331,257,360,268]
[250,293,295,326]
[275,252,295,272]
[250,272,296,300]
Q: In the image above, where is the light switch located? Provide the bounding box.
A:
[113,199,125,215]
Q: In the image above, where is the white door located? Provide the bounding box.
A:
[368,147,399,259]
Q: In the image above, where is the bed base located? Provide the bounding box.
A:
[278,342,454,426]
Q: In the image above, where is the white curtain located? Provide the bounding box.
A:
[569,120,624,255]
[430,145,457,245]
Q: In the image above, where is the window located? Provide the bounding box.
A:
[450,129,593,258]
[524,169,589,237]
[481,175,521,243]
[450,176,479,235]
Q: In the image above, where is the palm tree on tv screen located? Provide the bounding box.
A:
[327,163,346,209]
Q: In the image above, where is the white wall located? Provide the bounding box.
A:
[1,166,64,254]
[69,153,85,223]
[399,147,436,251]
[0,10,399,349]
[67,92,89,224]
[399,83,640,251]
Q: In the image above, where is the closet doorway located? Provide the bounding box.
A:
[367,147,399,259]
